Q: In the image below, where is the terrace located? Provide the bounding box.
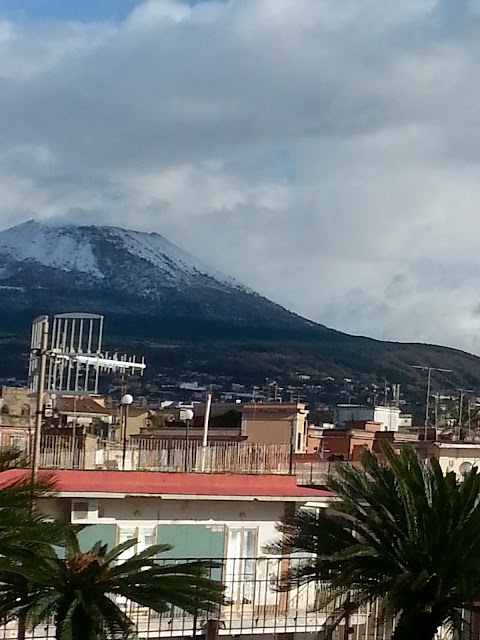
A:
[0,431,351,486]
[0,556,463,639]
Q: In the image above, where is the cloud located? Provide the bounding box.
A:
[1,0,480,352]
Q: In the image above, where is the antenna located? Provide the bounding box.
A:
[391,384,401,408]
[28,313,146,479]
[456,388,474,441]
[412,365,452,440]
[29,313,145,396]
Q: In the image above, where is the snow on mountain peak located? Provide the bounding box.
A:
[0,219,103,277]
[0,219,245,291]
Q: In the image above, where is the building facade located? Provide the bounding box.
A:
[334,405,401,431]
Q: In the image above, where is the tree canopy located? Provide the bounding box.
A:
[0,529,223,640]
[269,443,480,640]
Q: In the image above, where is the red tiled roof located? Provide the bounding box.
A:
[0,469,331,499]
[59,397,109,415]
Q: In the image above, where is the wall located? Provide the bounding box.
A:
[335,405,400,431]
[124,410,149,439]
[0,387,35,426]
[0,426,32,450]
[419,443,480,478]
[372,407,400,431]
[39,495,287,558]
[243,404,308,452]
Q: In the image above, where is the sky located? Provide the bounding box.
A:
[1,0,480,352]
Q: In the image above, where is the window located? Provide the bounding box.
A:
[21,405,30,417]
[118,526,155,559]
[1,405,9,415]
[116,526,155,607]
[225,528,257,605]
[118,527,137,561]
[11,435,26,451]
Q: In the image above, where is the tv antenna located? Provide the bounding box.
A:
[412,365,452,440]
[28,313,146,479]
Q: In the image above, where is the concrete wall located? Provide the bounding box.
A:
[0,387,35,424]
[243,404,308,452]
[39,495,287,558]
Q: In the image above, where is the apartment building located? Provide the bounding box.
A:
[1,467,332,639]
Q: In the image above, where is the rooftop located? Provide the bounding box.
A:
[0,469,331,501]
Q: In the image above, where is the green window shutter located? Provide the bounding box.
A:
[155,524,225,559]
[77,524,118,552]
[155,524,225,582]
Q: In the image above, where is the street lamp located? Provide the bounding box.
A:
[121,393,134,470]
[181,408,194,472]
[459,461,473,477]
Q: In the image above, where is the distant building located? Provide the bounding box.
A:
[334,404,401,431]
[398,413,413,429]
[415,441,480,479]
[0,386,35,421]
[0,386,36,450]
[131,402,309,452]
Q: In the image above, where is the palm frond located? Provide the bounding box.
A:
[270,442,480,639]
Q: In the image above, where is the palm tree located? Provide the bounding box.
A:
[0,448,65,640]
[0,529,223,640]
[0,448,61,555]
[269,442,480,640]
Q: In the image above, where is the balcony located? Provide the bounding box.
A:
[0,556,464,639]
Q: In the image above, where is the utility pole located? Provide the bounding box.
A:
[412,366,452,441]
[456,389,474,441]
[32,316,49,483]
[468,398,472,440]
[458,389,464,441]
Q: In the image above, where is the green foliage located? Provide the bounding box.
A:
[0,529,223,640]
[0,449,63,556]
[269,443,480,640]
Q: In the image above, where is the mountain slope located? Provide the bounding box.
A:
[0,219,316,331]
[0,219,479,401]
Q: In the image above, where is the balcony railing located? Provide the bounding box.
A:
[293,460,361,486]
[4,433,292,475]
[0,556,467,639]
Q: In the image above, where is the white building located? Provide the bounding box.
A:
[2,468,332,639]
[334,404,401,431]
[417,441,480,479]
[398,414,413,429]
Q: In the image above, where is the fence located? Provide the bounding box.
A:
[0,556,472,639]
[0,431,367,482]
[9,434,292,475]
[293,460,363,486]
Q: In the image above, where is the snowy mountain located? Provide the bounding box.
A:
[0,219,312,332]
[3,220,480,399]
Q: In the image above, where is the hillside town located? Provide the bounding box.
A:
[2,1,480,639]
[0,313,477,638]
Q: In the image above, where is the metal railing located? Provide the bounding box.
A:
[293,460,362,486]
[7,434,292,475]
[0,556,471,639]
